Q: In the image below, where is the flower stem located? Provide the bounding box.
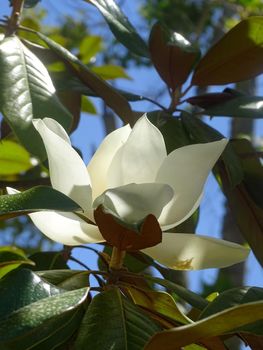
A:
[109,247,126,270]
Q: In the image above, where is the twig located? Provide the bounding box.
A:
[5,0,25,36]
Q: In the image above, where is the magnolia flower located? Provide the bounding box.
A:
[7,116,249,270]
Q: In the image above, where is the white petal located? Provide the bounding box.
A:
[157,139,227,229]
[33,118,92,213]
[143,233,249,270]
[29,211,104,245]
[107,115,167,187]
[6,187,103,245]
[94,182,174,224]
[87,124,131,200]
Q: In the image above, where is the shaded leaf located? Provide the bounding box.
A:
[94,205,162,251]
[57,90,82,132]
[218,160,263,267]
[203,95,263,119]
[0,36,72,159]
[145,301,263,350]
[0,186,81,220]
[28,251,69,271]
[75,287,160,350]
[149,23,200,90]
[37,269,90,290]
[0,141,32,175]
[192,17,263,86]
[84,0,149,57]
[55,72,144,101]
[37,32,134,124]
[187,91,236,109]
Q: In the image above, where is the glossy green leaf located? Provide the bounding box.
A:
[28,251,69,271]
[91,64,131,80]
[192,17,263,86]
[37,269,90,290]
[0,36,72,159]
[79,35,103,64]
[144,275,208,311]
[0,286,88,350]
[181,112,244,187]
[145,301,263,350]
[0,268,63,320]
[37,32,134,124]
[75,287,160,350]
[0,186,81,220]
[0,247,34,278]
[203,95,263,119]
[0,141,32,175]
[84,0,149,57]
[149,22,200,90]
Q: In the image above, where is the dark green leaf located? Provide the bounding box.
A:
[37,269,90,290]
[0,36,72,159]
[0,186,81,220]
[192,17,263,86]
[36,32,134,124]
[149,22,200,90]
[203,95,263,119]
[231,139,263,208]
[145,301,263,350]
[28,251,69,271]
[75,287,160,350]
[84,0,149,57]
[54,72,145,101]
[181,112,244,187]
[0,287,88,350]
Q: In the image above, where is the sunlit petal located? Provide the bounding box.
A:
[6,187,103,246]
[143,232,249,270]
[29,211,104,245]
[33,118,92,214]
[157,139,227,229]
[108,116,167,187]
[94,182,174,224]
[87,124,131,200]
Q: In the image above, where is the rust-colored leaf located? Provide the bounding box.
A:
[149,23,200,91]
[57,91,81,132]
[94,205,162,251]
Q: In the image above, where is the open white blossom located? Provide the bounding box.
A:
[7,116,249,270]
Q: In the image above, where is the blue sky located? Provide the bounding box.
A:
[0,0,262,291]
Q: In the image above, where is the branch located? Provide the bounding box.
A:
[5,0,25,36]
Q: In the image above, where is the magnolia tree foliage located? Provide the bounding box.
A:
[0,0,263,349]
